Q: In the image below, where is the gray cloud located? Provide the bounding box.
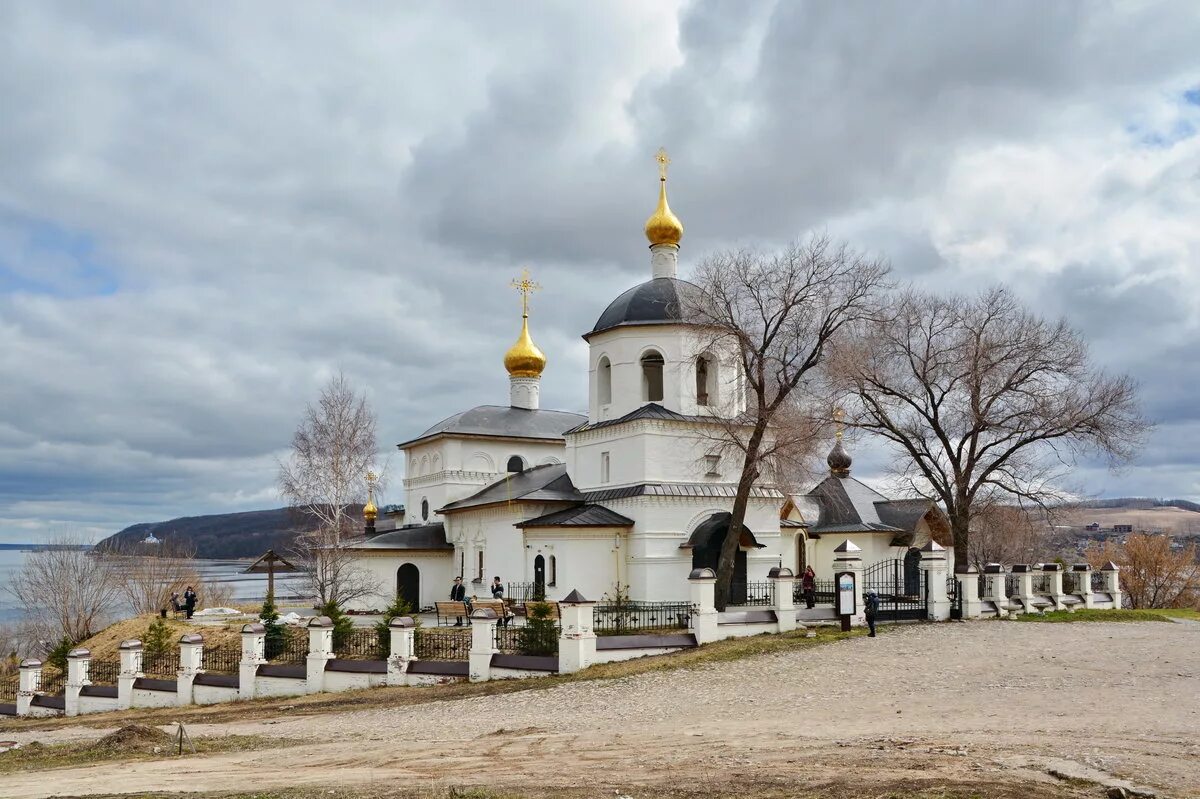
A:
[1,1,1199,542]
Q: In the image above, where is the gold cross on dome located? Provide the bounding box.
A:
[655,147,671,181]
[510,267,541,316]
[833,407,845,439]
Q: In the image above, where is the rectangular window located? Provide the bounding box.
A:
[705,454,721,477]
[475,550,484,582]
[601,451,611,484]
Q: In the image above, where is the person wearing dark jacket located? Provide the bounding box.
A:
[801,566,816,609]
[865,590,880,637]
[183,586,198,619]
[450,576,467,625]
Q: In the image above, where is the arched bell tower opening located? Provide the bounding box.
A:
[641,350,664,402]
[396,563,420,610]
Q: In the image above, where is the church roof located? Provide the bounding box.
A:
[584,277,702,340]
[516,504,634,528]
[398,405,586,449]
[564,402,709,434]
[439,463,582,513]
[346,522,452,551]
[581,482,784,502]
[805,475,905,534]
[678,511,768,550]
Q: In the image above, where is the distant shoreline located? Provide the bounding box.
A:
[0,543,93,551]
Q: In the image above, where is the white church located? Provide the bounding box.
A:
[347,157,949,612]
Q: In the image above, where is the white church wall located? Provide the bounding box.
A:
[586,327,745,422]
[402,437,567,522]
[525,529,623,602]
[346,551,454,612]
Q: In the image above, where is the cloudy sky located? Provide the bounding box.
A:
[1,1,1199,544]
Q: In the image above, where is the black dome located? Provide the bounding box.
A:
[586,277,701,339]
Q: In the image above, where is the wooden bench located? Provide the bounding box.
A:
[514,600,560,621]
[470,599,515,624]
[435,601,470,626]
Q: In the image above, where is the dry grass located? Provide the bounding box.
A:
[1013,608,1200,623]
[0,626,863,732]
[0,724,294,774]
[76,614,250,662]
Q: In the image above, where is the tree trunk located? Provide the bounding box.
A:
[950,502,970,572]
[714,422,768,611]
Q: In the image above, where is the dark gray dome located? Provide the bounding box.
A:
[586,277,701,339]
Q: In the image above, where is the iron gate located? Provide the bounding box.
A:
[948,575,962,620]
[863,559,928,622]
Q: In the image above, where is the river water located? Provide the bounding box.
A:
[0,549,312,624]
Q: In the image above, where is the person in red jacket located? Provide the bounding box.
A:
[801,566,816,609]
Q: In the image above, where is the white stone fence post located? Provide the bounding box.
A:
[177,633,203,706]
[768,567,797,633]
[117,639,143,710]
[688,568,719,644]
[981,563,1013,616]
[1042,563,1067,610]
[1010,564,1035,613]
[558,589,597,674]
[239,623,266,699]
[65,648,91,717]
[468,608,498,683]
[957,567,982,619]
[306,616,334,694]
[388,616,417,686]
[1101,561,1123,608]
[919,541,951,621]
[16,658,41,716]
[1070,564,1095,608]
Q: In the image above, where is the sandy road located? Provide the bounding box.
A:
[9,620,1200,798]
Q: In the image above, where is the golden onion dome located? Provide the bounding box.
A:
[504,314,547,378]
[363,497,377,521]
[644,178,683,247]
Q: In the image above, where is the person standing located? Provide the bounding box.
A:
[801,566,816,610]
[183,585,198,620]
[865,589,880,637]
[450,576,467,626]
[490,576,504,600]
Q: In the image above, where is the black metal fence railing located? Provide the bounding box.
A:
[506,582,540,603]
[414,628,471,661]
[977,575,987,598]
[593,602,692,635]
[728,581,773,607]
[201,647,242,674]
[35,668,66,695]
[0,677,16,702]
[1005,573,1019,597]
[1031,574,1052,594]
[492,623,560,656]
[863,559,927,622]
[1091,571,1107,591]
[792,579,836,606]
[142,651,179,678]
[1062,573,1080,594]
[268,632,309,663]
[88,659,121,685]
[336,628,386,660]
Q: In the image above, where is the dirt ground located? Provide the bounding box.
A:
[5,619,1198,798]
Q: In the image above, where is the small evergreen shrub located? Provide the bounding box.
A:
[374,594,416,657]
[142,617,173,658]
[260,595,287,660]
[318,600,355,651]
[520,601,558,656]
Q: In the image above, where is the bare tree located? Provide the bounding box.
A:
[104,536,201,615]
[1088,534,1200,609]
[967,503,1048,570]
[7,534,121,645]
[837,287,1149,568]
[278,372,381,605]
[685,236,890,609]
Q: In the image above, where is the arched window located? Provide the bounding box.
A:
[549,555,557,587]
[597,356,612,405]
[696,356,710,406]
[641,350,664,402]
[506,455,524,472]
[420,497,429,521]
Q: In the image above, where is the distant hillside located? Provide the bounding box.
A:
[1070,497,1200,513]
[97,507,330,559]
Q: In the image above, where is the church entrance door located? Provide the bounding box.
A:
[397,563,420,610]
[690,513,748,604]
[533,554,546,598]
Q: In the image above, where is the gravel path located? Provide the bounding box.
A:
[6,619,1199,797]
